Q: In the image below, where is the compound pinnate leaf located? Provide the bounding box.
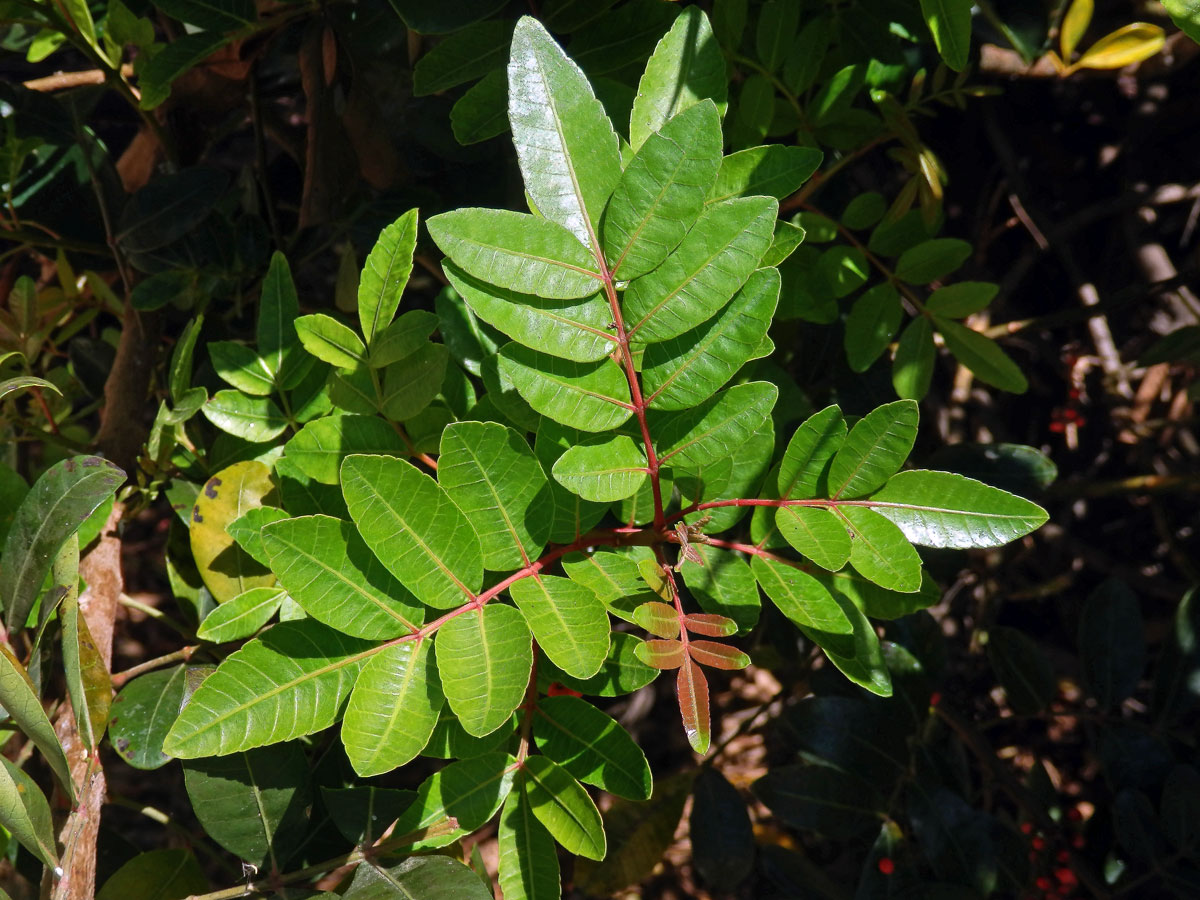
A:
[498,343,633,432]
[828,399,918,498]
[508,16,622,250]
[359,208,417,345]
[625,196,777,344]
[438,422,552,570]
[521,755,606,859]
[0,757,56,866]
[285,415,409,485]
[436,604,533,737]
[709,145,823,204]
[428,209,602,300]
[510,575,609,679]
[164,620,372,758]
[1,455,123,630]
[629,6,727,151]
[108,665,186,770]
[776,505,851,572]
[341,454,482,610]
[390,752,517,850]
[840,506,923,593]
[868,469,1048,548]
[643,267,779,411]
[195,586,284,642]
[605,100,723,280]
[677,658,711,753]
[656,381,777,472]
[534,695,652,801]
[498,788,561,900]
[262,515,423,638]
[294,314,366,369]
[343,638,443,776]
[552,435,648,502]
[444,262,615,364]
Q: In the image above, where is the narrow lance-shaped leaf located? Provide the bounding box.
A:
[258,250,302,382]
[0,756,57,867]
[435,604,533,737]
[828,399,918,498]
[677,658,711,753]
[498,785,561,900]
[0,643,76,801]
[510,576,609,679]
[359,209,417,345]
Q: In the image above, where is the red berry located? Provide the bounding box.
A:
[1055,868,1077,887]
[877,857,895,875]
[1021,822,1035,834]
[929,691,942,707]
[1049,420,1066,433]
[1071,834,1085,848]
[1032,836,1047,850]
[1056,850,1069,863]
[1036,876,1053,891]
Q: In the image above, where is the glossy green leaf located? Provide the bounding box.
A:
[262,514,424,638]
[498,787,561,900]
[552,435,647,502]
[987,626,1055,714]
[195,586,284,642]
[534,695,651,801]
[202,391,288,442]
[190,461,277,603]
[840,506,923,592]
[676,658,710,752]
[95,849,206,900]
[629,7,727,151]
[753,764,883,838]
[258,251,302,383]
[845,283,903,373]
[776,505,851,571]
[341,454,482,609]
[109,665,186,770]
[708,145,822,204]
[370,310,440,367]
[429,209,602,300]
[935,316,1028,393]
[606,101,722,280]
[561,548,656,623]
[182,742,309,868]
[346,856,494,900]
[762,221,806,267]
[521,754,606,859]
[643,267,778,410]
[778,405,846,499]
[444,263,614,364]
[390,752,517,849]
[828,399,918,498]
[0,643,74,800]
[868,469,1048,548]
[625,196,777,344]
[226,506,289,569]
[284,415,408,485]
[919,0,973,70]
[510,575,609,679]
[358,209,417,345]
[508,16,622,249]
[656,382,777,472]
[438,422,551,570]
[690,768,754,892]
[295,314,365,368]
[0,756,56,866]
[1162,0,1200,45]
[413,20,513,95]
[683,545,761,633]
[343,638,443,776]
[925,281,997,317]
[538,632,659,697]
[380,343,449,420]
[208,341,275,396]
[498,343,632,432]
[1079,578,1145,708]
[164,620,372,757]
[892,316,936,400]
[436,604,532,737]
[751,555,852,634]
[1,455,123,629]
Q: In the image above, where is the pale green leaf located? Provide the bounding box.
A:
[341,454,483,609]
[828,399,918,498]
[370,310,440,367]
[756,0,800,71]
[435,605,532,737]
[284,415,408,485]
[390,752,517,850]
[655,381,777,472]
[343,638,443,776]
[839,506,923,592]
[359,209,418,346]
[708,145,822,204]
[164,620,373,757]
[534,695,651,800]
[508,16,622,249]
[552,435,647,502]
[498,788,561,900]
[510,575,609,679]
[522,755,606,860]
[778,405,846,499]
[0,756,57,866]
[295,314,366,368]
[560,548,657,624]
[776,505,851,571]
[196,586,285,642]
[498,343,632,432]
[202,390,288,442]
[438,421,552,570]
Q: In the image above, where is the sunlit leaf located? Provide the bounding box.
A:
[0,643,74,800]
[389,751,517,849]
[534,695,652,800]
[676,658,710,752]
[521,755,606,859]
[828,399,918,498]
[776,505,851,571]
[189,461,277,604]
[498,787,561,900]
[778,405,846,499]
[655,381,777,472]
[435,604,533,737]
[498,343,632,432]
[552,435,648,502]
[1073,23,1164,70]
[510,575,609,679]
[359,209,417,345]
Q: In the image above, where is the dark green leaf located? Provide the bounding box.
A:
[413,20,514,95]
[925,281,997,318]
[778,405,846,498]
[829,399,918,498]
[845,283,903,373]
[116,167,227,252]
[109,665,186,770]
[534,695,651,800]
[95,849,207,900]
[892,316,936,400]
[498,788,561,900]
[537,632,659,697]
[1079,578,1145,708]
[451,68,510,145]
[344,855,495,900]
[987,626,1055,714]
[709,145,823,204]
[935,317,1028,393]
[755,0,800,71]
[919,0,973,71]
[0,753,57,866]
[754,764,883,838]
[690,768,754,892]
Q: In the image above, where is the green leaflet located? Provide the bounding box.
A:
[390,752,517,850]
[629,6,728,151]
[428,208,602,300]
[919,0,973,71]
[750,555,852,635]
[604,100,723,281]
[358,208,417,345]
[370,310,440,367]
[227,506,289,568]
[509,575,610,679]
[258,251,303,383]
[0,756,57,867]
[844,283,902,373]
[444,262,615,363]
[778,405,846,499]
[892,316,936,400]
[682,544,761,634]
[655,381,777,472]
[344,856,495,900]
[813,567,940,621]
[709,145,823,204]
[190,461,277,604]
[202,390,288,443]
[521,755,606,860]
[508,16,622,250]
[642,267,778,410]
[867,469,1048,548]
[195,586,285,642]
[437,422,552,570]
[498,343,633,432]
[163,620,373,758]
[624,196,777,345]
[343,638,443,776]
[0,644,76,801]
[294,314,366,369]
[838,506,923,593]
[96,850,206,900]
[413,20,513,95]
[498,788,561,900]
[560,548,658,623]
[284,415,409,485]
[935,316,1028,393]
[380,343,449,420]
[262,514,424,638]
[534,420,609,543]
[537,633,659,697]
[340,454,483,609]
[552,435,648,502]
[828,399,918,498]
[534,695,652,800]
[208,340,275,395]
[435,604,532,737]
[775,505,851,572]
[108,665,187,770]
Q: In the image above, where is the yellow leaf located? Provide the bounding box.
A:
[189,460,278,603]
[1060,0,1093,60]
[1072,23,1164,71]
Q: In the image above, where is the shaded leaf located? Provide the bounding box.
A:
[498,342,632,432]
[390,752,517,850]
[0,751,57,866]
[691,768,754,892]
[109,665,186,770]
[683,546,760,633]
[257,251,302,383]
[538,632,659,697]
[918,0,972,71]
[987,626,1055,715]
[845,283,903,373]
[413,21,513,95]
[359,209,417,346]
[498,786,560,900]
[935,317,1028,393]
[754,764,883,838]
[534,695,652,801]
[1079,578,1145,708]
[284,415,408,486]
[894,238,971,284]
[95,849,206,900]
[892,316,936,401]
[0,644,75,799]
[345,855,494,900]
[709,145,823,204]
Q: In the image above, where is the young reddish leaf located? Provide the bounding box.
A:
[688,640,750,671]
[635,639,685,670]
[676,659,711,753]
[682,613,738,637]
[633,601,681,639]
